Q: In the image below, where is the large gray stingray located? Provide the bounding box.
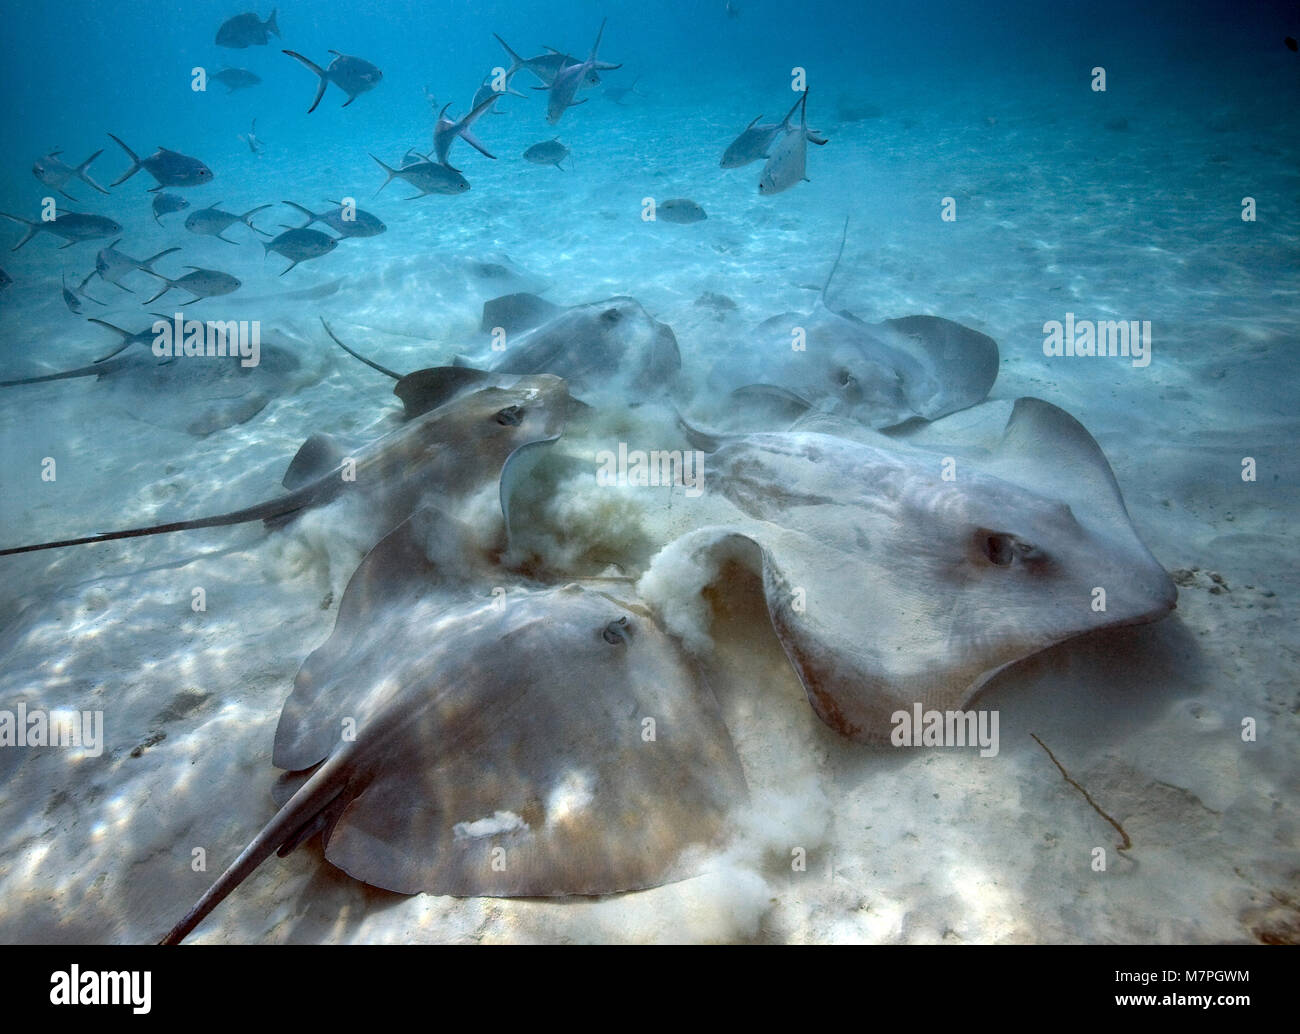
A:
[160,505,747,943]
[702,223,999,431]
[327,295,681,405]
[648,398,1177,742]
[0,319,304,435]
[0,373,571,557]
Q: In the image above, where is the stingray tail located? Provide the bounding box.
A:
[159,751,353,945]
[820,215,850,310]
[320,318,402,380]
[0,475,332,557]
[283,50,329,113]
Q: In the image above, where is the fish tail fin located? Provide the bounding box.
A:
[86,317,139,361]
[75,150,110,195]
[780,93,804,130]
[139,246,181,274]
[282,201,316,229]
[492,33,526,78]
[589,17,608,63]
[158,752,350,945]
[240,203,274,236]
[283,50,329,113]
[369,154,397,197]
[143,281,172,306]
[0,212,40,251]
[106,133,141,186]
[266,7,280,38]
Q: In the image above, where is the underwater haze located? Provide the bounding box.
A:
[0,0,1298,946]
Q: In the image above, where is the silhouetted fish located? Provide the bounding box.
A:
[216,9,279,48]
[214,67,262,92]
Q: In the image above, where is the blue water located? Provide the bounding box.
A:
[0,1,1297,945]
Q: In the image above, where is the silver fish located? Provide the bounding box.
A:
[433,94,499,169]
[108,135,214,191]
[370,154,469,198]
[283,49,382,113]
[539,19,618,125]
[145,266,242,305]
[32,149,109,200]
[185,201,273,243]
[758,91,811,195]
[522,139,569,170]
[656,198,707,224]
[721,93,827,169]
[80,239,181,292]
[0,211,122,250]
[263,228,338,275]
[283,200,385,238]
[152,192,191,226]
[493,34,615,88]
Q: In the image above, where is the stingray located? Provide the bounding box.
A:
[0,319,303,435]
[159,506,746,942]
[325,297,679,407]
[702,221,999,431]
[0,372,571,558]
[459,294,681,403]
[647,398,1177,743]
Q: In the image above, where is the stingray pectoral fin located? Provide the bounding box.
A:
[393,366,495,420]
[318,588,746,897]
[480,292,562,336]
[730,383,814,422]
[879,315,999,420]
[282,432,345,490]
[273,505,490,772]
[159,751,354,944]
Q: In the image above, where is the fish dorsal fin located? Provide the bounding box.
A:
[282,432,344,490]
[394,366,495,419]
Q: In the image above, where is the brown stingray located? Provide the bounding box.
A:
[160,506,747,943]
[0,373,571,557]
[647,398,1177,742]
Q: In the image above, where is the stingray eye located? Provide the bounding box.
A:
[602,616,631,645]
[494,405,524,426]
[600,307,622,326]
[978,530,1042,568]
[983,534,1016,566]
